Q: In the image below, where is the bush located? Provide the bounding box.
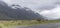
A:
[0,26,2,28]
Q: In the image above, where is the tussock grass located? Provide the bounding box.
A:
[0,20,60,28]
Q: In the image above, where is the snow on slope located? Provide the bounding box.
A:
[2,0,56,12]
[2,0,60,20]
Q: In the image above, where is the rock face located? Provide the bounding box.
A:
[0,1,44,20]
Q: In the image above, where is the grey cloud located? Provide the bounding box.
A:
[2,0,60,20]
[2,0,57,10]
[37,0,60,10]
[2,0,60,10]
[39,5,55,10]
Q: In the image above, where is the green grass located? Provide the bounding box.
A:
[0,20,60,28]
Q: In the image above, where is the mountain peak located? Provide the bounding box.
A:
[0,1,42,20]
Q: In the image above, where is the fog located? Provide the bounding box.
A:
[2,0,60,20]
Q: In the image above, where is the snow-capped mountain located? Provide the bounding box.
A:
[0,0,43,20]
[2,0,60,20]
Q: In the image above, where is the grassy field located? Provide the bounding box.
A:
[0,20,60,28]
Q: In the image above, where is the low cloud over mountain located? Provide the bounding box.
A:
[0,1,43,20]
[1,0,60,20]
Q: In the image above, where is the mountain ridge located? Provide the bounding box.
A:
[0,1,44,20]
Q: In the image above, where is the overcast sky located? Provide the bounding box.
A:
[2,0,60,20]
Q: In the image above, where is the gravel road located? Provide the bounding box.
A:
[8,23,60,28]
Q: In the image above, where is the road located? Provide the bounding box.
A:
[10,23,60,28]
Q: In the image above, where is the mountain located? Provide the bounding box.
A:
[0,1,44,20]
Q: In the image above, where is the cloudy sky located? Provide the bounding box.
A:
[2,0,60,20]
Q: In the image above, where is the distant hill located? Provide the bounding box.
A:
[0,1,44,20]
